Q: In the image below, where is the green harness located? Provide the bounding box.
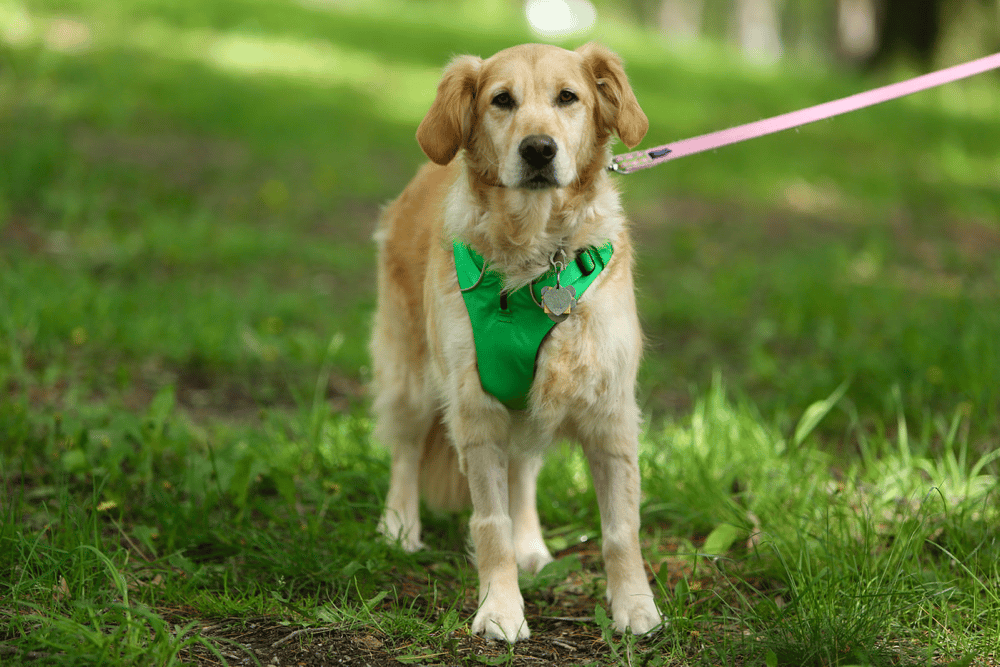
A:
[453,240,613,410]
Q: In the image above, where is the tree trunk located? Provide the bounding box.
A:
[734,0,783,63]
[866,0,942,69]
[837,0,879,61]
[658,0,705,42]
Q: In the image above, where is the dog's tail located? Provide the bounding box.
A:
[419,415,471,511]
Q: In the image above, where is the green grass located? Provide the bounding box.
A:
[3,381,996,665]
[2,0,1000,664]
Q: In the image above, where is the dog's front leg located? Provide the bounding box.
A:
[465,441,530,642]
[581,419,661,636]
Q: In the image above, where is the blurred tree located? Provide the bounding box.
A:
[785,0,838,61]
[600,0,997,69]
[864,0,942,69]
[735,0,783,63]
[657,0,703,42]
[935,0,1000,65]
[836,0,879,61]
[657,0,785,60]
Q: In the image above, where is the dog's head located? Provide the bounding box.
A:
[416,43,647,190]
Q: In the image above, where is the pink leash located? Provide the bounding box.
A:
[610,52,1000,174]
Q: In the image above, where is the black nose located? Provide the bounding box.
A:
[519,135,557,169]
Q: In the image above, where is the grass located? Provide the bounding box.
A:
[2,0,999,664]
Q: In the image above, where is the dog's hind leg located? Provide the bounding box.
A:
[509,454,553,573]
[376,408,433,553]
[371,347,435,552]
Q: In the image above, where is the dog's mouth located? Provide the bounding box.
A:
[518,167,559,190]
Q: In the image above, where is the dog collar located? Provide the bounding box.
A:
[453,240,613,410]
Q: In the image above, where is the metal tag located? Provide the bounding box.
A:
[540,285,577,323]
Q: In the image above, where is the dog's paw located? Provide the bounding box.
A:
[612,595,662,636]
[377,514,424,553]
[514,539,554,574]
[471,595,530,642]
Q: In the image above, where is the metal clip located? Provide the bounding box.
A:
[550,248,567,273]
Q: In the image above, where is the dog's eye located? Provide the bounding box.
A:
[491,91,514,109]
[557,89,578,105]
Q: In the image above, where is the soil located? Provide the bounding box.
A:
[181,614,627,667]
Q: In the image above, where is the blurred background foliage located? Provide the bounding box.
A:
[612,0,999,69]
[1,0,998,448]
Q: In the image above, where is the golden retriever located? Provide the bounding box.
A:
[370,42,659,641]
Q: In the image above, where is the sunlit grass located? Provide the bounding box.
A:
[0,0,441,125]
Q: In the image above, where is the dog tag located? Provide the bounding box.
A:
[540,285,577,323]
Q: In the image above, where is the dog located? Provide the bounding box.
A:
[370,42,659,642]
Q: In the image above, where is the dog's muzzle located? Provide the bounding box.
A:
[518,134,558,189]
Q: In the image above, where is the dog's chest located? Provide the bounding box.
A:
[453,241,613,410]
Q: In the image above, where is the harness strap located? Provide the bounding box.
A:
[454,241,613,410]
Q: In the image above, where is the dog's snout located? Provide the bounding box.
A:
[519,135,557,168]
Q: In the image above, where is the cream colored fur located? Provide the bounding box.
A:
[371,43,660,642]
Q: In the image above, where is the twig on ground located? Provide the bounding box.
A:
[551,639,578,651]
[271,626,334,649]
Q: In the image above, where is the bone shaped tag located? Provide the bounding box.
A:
[540,285,577,323]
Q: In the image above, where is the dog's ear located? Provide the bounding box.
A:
[577,42,648,149]
[416,55,483,165]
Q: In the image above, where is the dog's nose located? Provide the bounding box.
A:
[519,135,557,168]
